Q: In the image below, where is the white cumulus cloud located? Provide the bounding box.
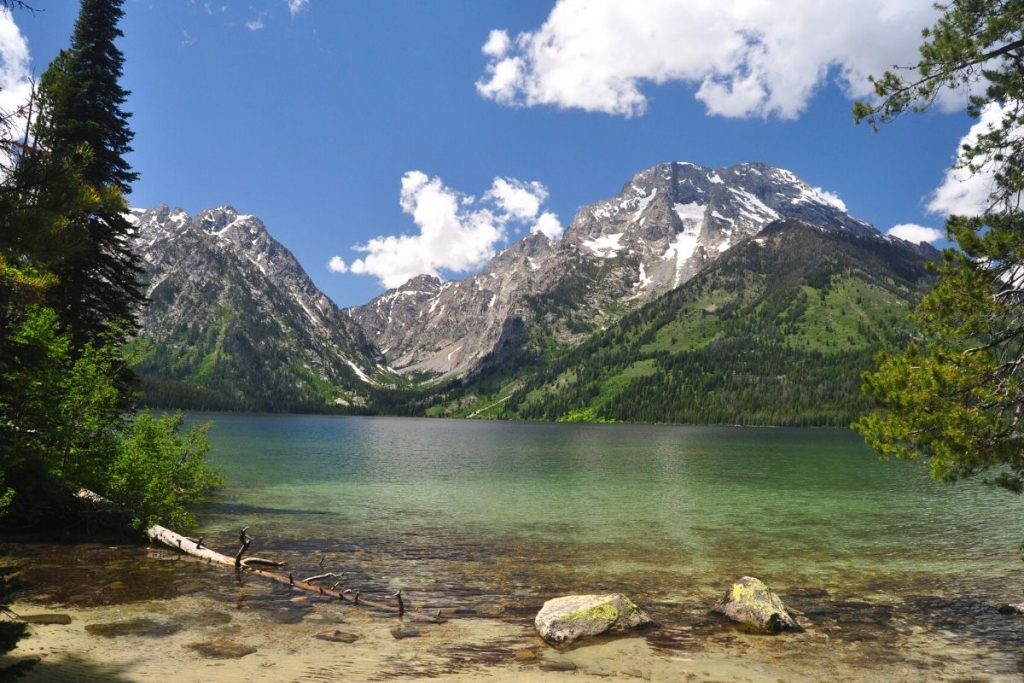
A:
[286,0,309,17]
[532,211,564,240]
[245,16,266,31]
[887,223,944,244]
[327,256,348,273]
[334,172,561,289]
[477,0,944,119]
[928,102,1021,216]
[481,29,511,58]
[485,177,547,220]
[0,9,33,143]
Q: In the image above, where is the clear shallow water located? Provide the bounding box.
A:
[14,415,1024,679]
[196,415,1022,575]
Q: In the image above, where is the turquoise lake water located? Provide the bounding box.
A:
[16,414,1024,678]
[191,416,1024,620]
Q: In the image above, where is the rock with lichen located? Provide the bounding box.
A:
[534,593,652,646]
[712,576,799,634]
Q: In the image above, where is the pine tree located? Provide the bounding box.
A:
[33,0,143,347]
[853,1,1024,491]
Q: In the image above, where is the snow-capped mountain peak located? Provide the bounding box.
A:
[349,161,881,379]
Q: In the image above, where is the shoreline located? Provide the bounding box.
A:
[5,596,809,682]
[4,567,1023,682]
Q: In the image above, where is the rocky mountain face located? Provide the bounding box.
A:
[448,219,939,425]
[128,205,391,411]
[129,160,937,418]
[349,161,894,380]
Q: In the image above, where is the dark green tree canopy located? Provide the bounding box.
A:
[36,0,137,191]
[33,0,144,345]
[853,0,1024,491]
[2,0,220,539]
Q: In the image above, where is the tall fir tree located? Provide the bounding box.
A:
[33,0,144,347]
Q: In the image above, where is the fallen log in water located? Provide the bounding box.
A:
[146,524,444,624]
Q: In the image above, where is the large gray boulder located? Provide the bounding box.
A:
[712,576,799,634]
[534,594,653,646]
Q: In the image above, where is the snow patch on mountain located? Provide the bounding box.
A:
[583,232,626,258]
[673,201,706,223]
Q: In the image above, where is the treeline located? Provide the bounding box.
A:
[510,340,876,426]
[139,376,373,415]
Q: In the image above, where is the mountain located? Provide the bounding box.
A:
[127,205,393,411]
[349,161,899,381]
[438,219,937,426]
[127,160,937,422]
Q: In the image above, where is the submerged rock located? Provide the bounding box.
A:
[534,594,653,646]
[21,614,71,625]
[314,629,358,643]
[85,618,182,638]
[712,576,799,634]
[390,623,421,639]
[186,640,257,659]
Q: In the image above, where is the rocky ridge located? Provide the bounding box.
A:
[348,161,891,379]
[128,205,390,410]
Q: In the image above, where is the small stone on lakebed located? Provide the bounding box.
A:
[314,629,358,643]
[534,593,653,646]
[186,640,257,659]
[390,624,421,639]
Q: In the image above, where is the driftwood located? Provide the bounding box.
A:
[147,524,444,624]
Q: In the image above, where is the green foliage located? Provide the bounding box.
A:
[0,306,222,530]
[853,1,1024,492]
[0,0,222,534]
[855,213,1024,486]
[557,407,616,423]
[1,305,90,524]
[2,307,123,490]
[106,412,222,532]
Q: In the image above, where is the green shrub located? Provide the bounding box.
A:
[106,411,223,532]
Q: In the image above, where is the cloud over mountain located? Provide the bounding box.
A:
[477,0,942,119]
[336,172,561,289]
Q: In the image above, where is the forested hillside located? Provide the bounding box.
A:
[428,221,936,426]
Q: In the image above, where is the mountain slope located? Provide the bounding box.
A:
[349,161,891,380]
[438,220,937,426]
[128,205,393,411]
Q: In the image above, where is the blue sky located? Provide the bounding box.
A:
[5,1,981,307]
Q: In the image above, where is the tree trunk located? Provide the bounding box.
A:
[146,524,444,624]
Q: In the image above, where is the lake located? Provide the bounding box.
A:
[10,415,1024,681]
